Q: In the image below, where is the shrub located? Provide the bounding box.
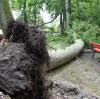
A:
[47,33,74,49]
[69,21,100,48]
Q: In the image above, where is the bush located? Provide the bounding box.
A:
[69,21,100,48]
[47,33,74,49]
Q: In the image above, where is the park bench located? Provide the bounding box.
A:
[90,42,100,58]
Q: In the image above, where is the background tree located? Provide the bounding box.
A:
[10,0,44,25]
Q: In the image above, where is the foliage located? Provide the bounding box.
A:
[69,21,100,48]
[47,34,74,49]
[9,0,100,48]
[10,0,63,25]
[92,0,100,26]
[45,22,60,33]
[10,0,44,25]
[72,0,100,26]
[9,0,100,26]
[45,0,63,17]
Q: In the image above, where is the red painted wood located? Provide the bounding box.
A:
[91,42,100,52]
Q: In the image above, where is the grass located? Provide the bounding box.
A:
[47,34,74,49]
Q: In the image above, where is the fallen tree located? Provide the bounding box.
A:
[0,21,49,99]
[46,39,84,71]
[0,20,84,99]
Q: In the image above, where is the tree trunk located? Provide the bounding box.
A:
[0,0,13,35]
[60,12,64,34]
[23,0,28,24]
[60,0,66,33]
[34,5,37,26]
[76,0,80,20]
[60,0,72,33]
[0,1,7,34]
[46,39,84,71]
[65,0,72,29]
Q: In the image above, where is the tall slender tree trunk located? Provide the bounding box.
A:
[0,1,7,34]
[60,12,64,34]
[63,0,67,30]
[65,0,72,29]
[60,0,72,33]
[23,0,28,24]
[33,5,37,26]
[60,0,66,34]
[76,0,80,19]
[0,0,13,35]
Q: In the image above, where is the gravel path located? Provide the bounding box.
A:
[47,52,100,98]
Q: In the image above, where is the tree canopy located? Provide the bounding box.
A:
[0,0,99,46]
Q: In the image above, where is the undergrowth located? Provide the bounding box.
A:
[46,20,100,49]
[70,20,100,48]
[47,34,74,49]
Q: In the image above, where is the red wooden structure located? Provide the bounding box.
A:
[90,42,100,58]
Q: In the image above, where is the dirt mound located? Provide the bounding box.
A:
[0,43,47,99]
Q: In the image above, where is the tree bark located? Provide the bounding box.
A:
[23,0,28,24]
[46,39,84,71]
[0,1,7,34]
[60,0,66,34]
[60,12,64,34]
[0,0,13,35]
[76,0,80,20]
[60,0,72,33]
[65,0,72,29]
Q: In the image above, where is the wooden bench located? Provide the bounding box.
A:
[90,42,100,58]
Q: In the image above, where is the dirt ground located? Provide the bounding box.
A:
[47,51,100,98]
